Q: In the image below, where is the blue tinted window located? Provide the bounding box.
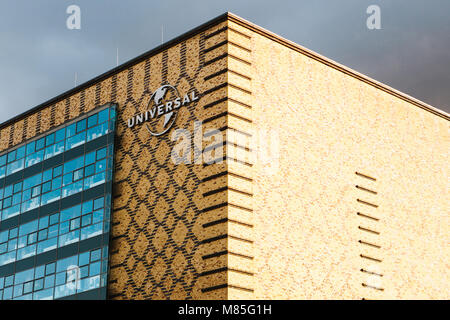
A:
[9,228,18,239]
[98,109,109,123]
[26,142,35,155]
[7,150,16,163]
[85,151,95,166]
[85,164,95,177]
[0,155,6,166]
[36,138,45,151]
[96,148,106,160]
[22,189,31,201]
[16,146,26,159]
[43,169,52,182]
[93,197,104,210]
[53,166,62,177]
[66,132,86,150]
[45,263,55,275]
[45,133,55,146]
[23,174,42,190]
[90,249,101,262]
[42,182,51,194]
[13,182,22,194]
[66,123,76,138]
[76,119,86,133]
[49,214,59,225]
[87,114,98,128]
[55,128,65,142]
[26,149,44,168]
[64,156,84,173]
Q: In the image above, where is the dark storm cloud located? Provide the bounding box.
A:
[0,0,449,122]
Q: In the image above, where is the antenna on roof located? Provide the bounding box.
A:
[74,72,77,87]
[116,47,119,67]
[161,25,164,44]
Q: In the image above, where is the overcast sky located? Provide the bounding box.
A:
[0,0,449,122]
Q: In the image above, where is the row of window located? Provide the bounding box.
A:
[0,196,110,266]
[0,145,114,222]
[0,247,108,300]
[0,106,116,179]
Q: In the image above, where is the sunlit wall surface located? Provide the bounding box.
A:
[0,104,116,300]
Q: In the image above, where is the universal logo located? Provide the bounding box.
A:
[127,84,199,136]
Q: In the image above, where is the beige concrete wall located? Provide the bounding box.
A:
[229,18,449,299]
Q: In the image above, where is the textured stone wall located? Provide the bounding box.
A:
[234,18,450,299]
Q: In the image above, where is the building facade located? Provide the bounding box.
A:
[0,13,448,300]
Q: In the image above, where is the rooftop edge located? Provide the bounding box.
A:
[0,11,448,130]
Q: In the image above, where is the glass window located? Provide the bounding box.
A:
[89,262,101,277]
[76,119,86,133]
[16,146,26,160]
[96,148,107,160]
[84,164,95,177]
[66,132,86,150]
[7,150,16,163]
[44,275,54,289]
[22,188,31,201]
[32,186,41,198]
[0,155,6,166]
[13,182,22,194]
[82,200,93,214]
[85,151,95,166]
[98,109,109,123]
[39,216,49,230]
[34,278,44,291]
[81,214,92,227]
[43,169,52,182]
[94,197,104,210]
[9,228,18,239]
[52,177,62,190]
[61,204,81,223]
[55,272,66,286]
[90,249,101,262]
[28,233,37,245]
[49,214,59,226]
[64,156,84,174]
[12,193,21,205]
[4,185,13,198]
[35,265,45,279]
[26,142,35,155]
[24,174,42,191]
[56,255,78,273]
[53,166,62,177]
[79,252,89,266]
[45,263,55,275]
[23,281,33,294]
[73,169,83,182]
[38,229,48,242]
[70,218,80,231]
[19,220,38,237]
[0,166,6,178]
[36,138,45,151]
[26,149,44,168]
[55,128,65,142]
[42,182,51,194]
[80,265,89,278]
[66,123,77,138]
[7,158,24,175]
[87,114,98,128]
[45,133,55,147]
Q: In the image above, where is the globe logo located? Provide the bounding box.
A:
[127,84,199,136]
